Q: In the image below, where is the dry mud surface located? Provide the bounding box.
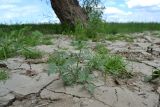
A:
[0,32,160,107]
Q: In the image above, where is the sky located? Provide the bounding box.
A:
[0,0,160,24]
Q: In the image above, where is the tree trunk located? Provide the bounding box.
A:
[50,0,88,26]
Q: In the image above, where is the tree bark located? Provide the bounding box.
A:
[50,0,88,26]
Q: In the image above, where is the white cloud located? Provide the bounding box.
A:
[0,5,40,20]
[127,0,160,8]
[104,7,132,15]
[103,9,160,22]
[0,0,58,24]
[0,4,16,9]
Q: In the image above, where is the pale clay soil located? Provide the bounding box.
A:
[0,31,160,107]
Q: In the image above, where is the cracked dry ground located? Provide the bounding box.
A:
[0,31,160,107]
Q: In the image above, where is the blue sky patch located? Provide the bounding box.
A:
[0,0,160,24]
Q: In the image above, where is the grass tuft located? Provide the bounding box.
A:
[105,33,134,42]
[19,48,43,59]
[88,44,131,78]
[0,70,8,81]
[94,44,109,54]
[0,27,51,60]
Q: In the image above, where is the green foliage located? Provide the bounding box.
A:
[94,43,109,54]
[48,51,70,67]
[0,24,63,35]
[1,23,160,35]
[152,69,160,79]
[19,48,43,59]
[85,19,106,41]
[73,23,87,40]
[71,40,87,50]
[41,36,53,45]
[0,27,51,60]
[68,21,160,41]
[0,70,8,81]
[82,0,104,20]
[106,33,134,42]
[104,55,131,78]
[88,54,131,78]
[87,53,105,71]
[0,44,17,60]
[48,42,131,94]
[144,69,160,82]
[73,19,106,41]
[104,22,160,34]
[1,23,160,43]
[48,50,95,93]
[152,31,160,38]
[88,44,131,78]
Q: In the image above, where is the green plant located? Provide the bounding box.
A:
[88,44,108,71]
[87,53,105,71]
[1,23,160,35]
[0,70,8,81]
[48,51,69,67]
[105,33,134,42]
[48,50,95,94]
[73,19,106,41]
[0,27,52,60]
[19,48,43,59]
[41,36,53,45]
[73,22,87,40]
[71,40,87,50]
[88,48,131,79]
[104,55,131,78]
[152,69,160,79]
[82,0,104,20]
[0,44,17,60]
[144,69,160,82]
[94,43,109,54]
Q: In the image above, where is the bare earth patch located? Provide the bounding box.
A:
[0,32,160,107]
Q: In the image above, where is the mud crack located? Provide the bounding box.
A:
[7,77,60,107]
[46,89,89,99]
[46,89,113,107]
[115,89,118,102]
